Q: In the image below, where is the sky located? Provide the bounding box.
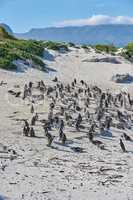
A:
[0,0,133,33]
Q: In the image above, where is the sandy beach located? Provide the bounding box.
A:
[0,47,133,200]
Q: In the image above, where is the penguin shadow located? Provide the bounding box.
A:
[70,146,87,153]
[50,145,71,153]
[100,131,115,141]
[12,118,24,122]
[34,136,45,139]
[69,130,79,133]
[127,150,133,154]
[8,115,16,119]
[70,129,88,134]
[79,130,90,134]
[53,137,87,153]
[74,135,88,140]
[121,134,133,143]
[128,139,133,143]
[123,138,133,143]
[0,195,9,200]
[44,50,55,61]
[54,139,73,147]
[38,112,47,115]
[51,143,87,153]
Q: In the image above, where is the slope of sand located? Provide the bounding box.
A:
[0,48,133,200]
[44,47,133,91]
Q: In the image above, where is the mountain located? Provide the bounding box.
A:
[0,26,15,40]
[0,23,13,35]
[15,24,133,46]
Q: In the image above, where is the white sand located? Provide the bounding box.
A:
[0,48,133,200]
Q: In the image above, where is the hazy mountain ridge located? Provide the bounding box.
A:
[15,24,133,46]
[0,23,13,34]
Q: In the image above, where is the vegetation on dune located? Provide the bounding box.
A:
[95,44,117,54]
[0,28,69,71]
[0,39,46,71]
[126,43,133,54]
[81,45,90,49]
[0,26,46,71]
[123,43,133,60]
[68,42,76,47]
[43,41,69,51]
[1,26,133,71]
[94,43,133,61]
[0,31,69,71]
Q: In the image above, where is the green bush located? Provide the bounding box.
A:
[81,45,89,49]
[43,41,68,51]
[68,42,75,47]
[0,39,45,71]
[0,58,17,70]
[0,29,68,71]
[125,43,133,55]
[122,43,133,60]
[95,44,117,54]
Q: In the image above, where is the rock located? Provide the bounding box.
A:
[83,57,121,64]
[71,147,84,153]
[112,73,133,83]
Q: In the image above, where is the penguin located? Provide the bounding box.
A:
[46,132,54,147]
[123,133,132,141]
[60,119,65,130]
[31,116,36,126]
[61,133,67,145]
[88,131,94,142]
[105,116,112,130]
[80,80,84,85]
[15,92,21,98]
[24,120,29,127]
[74,78,77,85]
[23,126,29,137]
[52,76,58,82]
[44,125,49,135]
[30,105,34,114]
[35,113,38,121]
[29,127,35,137]
[59,128,63,141]
[29,82,33,89]
[120,139,126,152]
[50,102,55,110]
[60,106,65,116]
[75,114,82,130]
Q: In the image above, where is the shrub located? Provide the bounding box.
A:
[95,44,117,53]
[0,39,45,71]
[81,45,89,49]
[43,41,68,51]
[120,43,133,61]
[68,42,75,47]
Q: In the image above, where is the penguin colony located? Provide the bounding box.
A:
[9,77,133,152]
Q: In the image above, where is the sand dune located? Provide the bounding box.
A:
[0,47,133,200]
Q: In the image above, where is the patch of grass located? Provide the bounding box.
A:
[43,41,68,51]
[68,42,76,47]
[123,43,133,59]
[0,38,45,71]
[81,45,89,49]
[0,36,70,71]
[95,44,117,54]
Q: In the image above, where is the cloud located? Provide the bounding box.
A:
[55,15,133,27]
